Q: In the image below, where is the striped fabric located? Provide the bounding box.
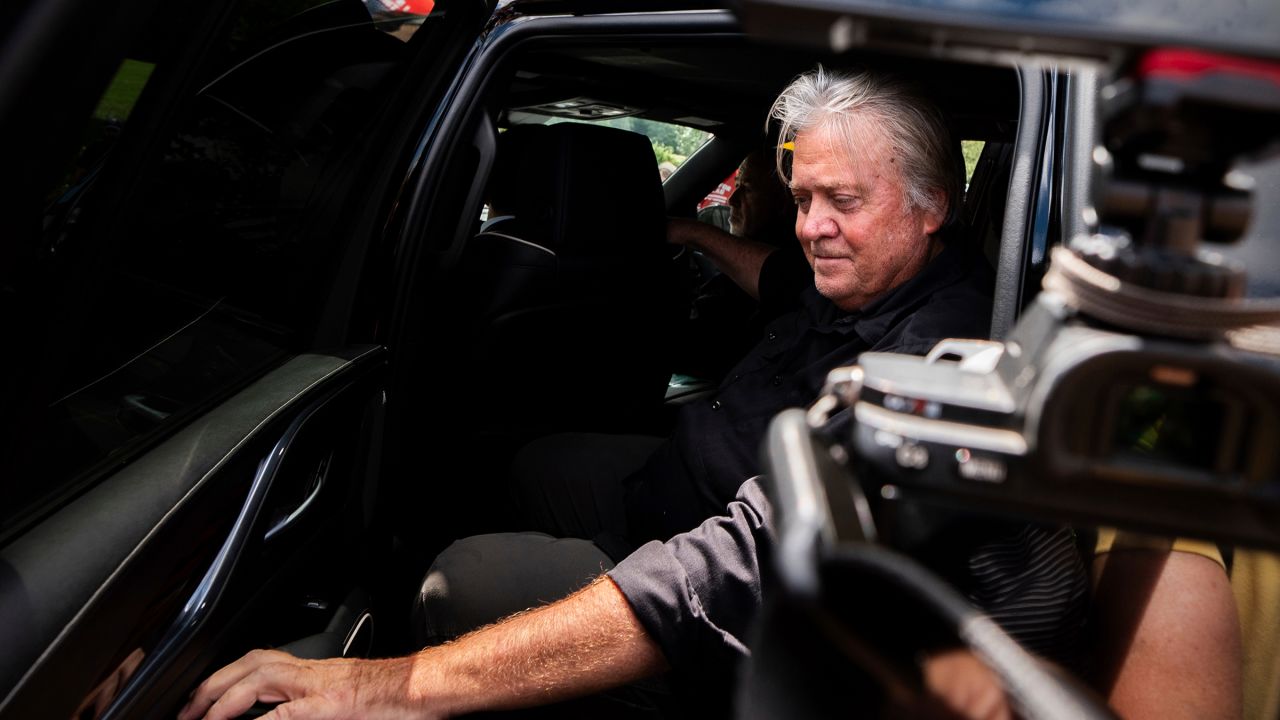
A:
[966,523,1090,669]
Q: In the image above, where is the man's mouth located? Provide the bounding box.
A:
[810,243,851,263]
[812,256,852,275]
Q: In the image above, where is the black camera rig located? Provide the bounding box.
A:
[757,49,1280,720]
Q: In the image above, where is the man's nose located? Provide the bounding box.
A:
[798,207,837,241]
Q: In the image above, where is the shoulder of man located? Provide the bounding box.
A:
[875,250,994,356]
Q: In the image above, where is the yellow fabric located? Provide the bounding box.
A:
[1094,528,1224,566]
[1233,551,1280,720]
[1094,529,1280,720]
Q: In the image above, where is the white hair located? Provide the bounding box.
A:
[770,66,961,227]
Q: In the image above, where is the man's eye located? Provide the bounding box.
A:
[793,196,810,209]
[833,196,860,211]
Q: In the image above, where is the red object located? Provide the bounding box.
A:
[380,0,434,14]
[697,171,737,211]
[1138,48,1280,87]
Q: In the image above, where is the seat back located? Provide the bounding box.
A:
[455,122,682,443]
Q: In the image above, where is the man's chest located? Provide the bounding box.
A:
[715,317,869,420]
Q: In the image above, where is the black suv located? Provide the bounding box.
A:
[1,0,1277,717]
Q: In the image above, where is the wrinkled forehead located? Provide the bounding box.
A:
[790,114,899,188]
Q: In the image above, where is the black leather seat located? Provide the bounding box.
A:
[454,122,683,445]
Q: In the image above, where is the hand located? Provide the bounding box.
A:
[921,649,1012,720]
[178,649,421,720]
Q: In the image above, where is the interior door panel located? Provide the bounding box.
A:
[0,346,386,719]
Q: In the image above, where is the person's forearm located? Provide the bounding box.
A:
[669,219,776,298]
[408,575,668,716]
[181,576,667,720]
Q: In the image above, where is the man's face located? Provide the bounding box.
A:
[790,121,944,312]
[728,152,789,242]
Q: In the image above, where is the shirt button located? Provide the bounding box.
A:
[711,400,722,410]
[767,331,778,342]
[771,375,784,386]
[732,374,741,382]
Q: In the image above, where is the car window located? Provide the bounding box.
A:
[476,116,712,224]
[536,116,712,180]
[0,0,444,544]
[961,140,984,187]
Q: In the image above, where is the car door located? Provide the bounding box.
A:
[0,0,494,717]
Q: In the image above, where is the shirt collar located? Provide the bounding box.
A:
[805,240,970,345]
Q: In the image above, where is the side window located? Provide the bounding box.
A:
[1,0,441,542]
[962,140,985,186]
[697,172,735,233]
[479,115,712,224]
[527,114,712,179]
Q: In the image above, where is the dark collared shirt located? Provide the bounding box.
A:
[608,246,1087,711]
[622,242,993,545]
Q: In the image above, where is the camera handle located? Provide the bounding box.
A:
[763,405,1116,720]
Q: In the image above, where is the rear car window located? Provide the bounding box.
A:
[1,0,444,543]
[526,113,712,178]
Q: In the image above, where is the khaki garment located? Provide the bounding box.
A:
[1096,529,1280,720]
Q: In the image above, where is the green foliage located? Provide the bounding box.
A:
[595,116,710,167]
[542,114,711,168]
[652,142,681,166]
[962,140,985,184]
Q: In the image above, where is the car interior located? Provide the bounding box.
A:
[8,0,1280,715]
[0,2,1055,715]
[376,18,1028,655]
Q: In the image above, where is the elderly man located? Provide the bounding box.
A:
[181,67,1087,720]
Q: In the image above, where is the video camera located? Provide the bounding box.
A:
[757,49,1280,720]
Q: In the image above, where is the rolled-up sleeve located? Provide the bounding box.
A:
[607,479,773,675]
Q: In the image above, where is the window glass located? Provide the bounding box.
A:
[539,116,712,180]
[696,171,736,234]
[962,140,985,186]
[1,0,445,542]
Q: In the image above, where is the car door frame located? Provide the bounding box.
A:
[0,0,497,717]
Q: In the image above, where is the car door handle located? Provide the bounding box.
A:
[264,451,331,542]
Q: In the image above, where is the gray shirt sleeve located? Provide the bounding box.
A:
[606,478,773,675]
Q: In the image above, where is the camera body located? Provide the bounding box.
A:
[750,34,1280,720]
[828,48,1280,553]
[850,288,1280,551]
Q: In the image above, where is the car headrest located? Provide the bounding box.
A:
[488,124,550,217]
[500,123,666,254]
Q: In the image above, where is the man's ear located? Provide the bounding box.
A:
[921,189,948,235]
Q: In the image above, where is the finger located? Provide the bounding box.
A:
[179,649,292,720]
[260,695,337,720]
[203,665,293,720]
